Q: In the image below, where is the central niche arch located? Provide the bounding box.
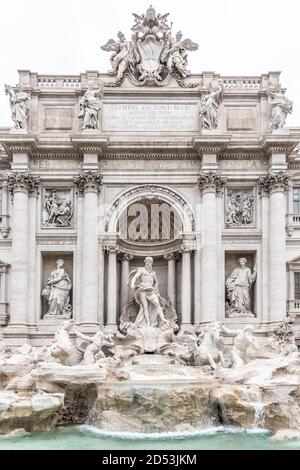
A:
[105,185,195,241]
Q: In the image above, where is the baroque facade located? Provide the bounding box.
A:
[0,6,300,345]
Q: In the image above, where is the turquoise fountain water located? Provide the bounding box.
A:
[1,426,300,450]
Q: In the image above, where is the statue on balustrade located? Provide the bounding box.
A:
[120,256,176,328]
[43,190,73,227]
[199,79,224,130]
[42,259,72,319]
[267,88,293,130]
[5,84,30,130]
[225,258,256,318]
[78,81,103,130]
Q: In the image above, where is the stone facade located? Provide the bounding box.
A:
[0,7,300,345]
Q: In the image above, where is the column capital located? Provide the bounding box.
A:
[180,245,193,254]
[164,252,179,261]
[7,171,40,197]
[73,170,102,194]
[198,171,227,193]
[118,252,133,262]
[258,170,290,194]
[106,245,118,254]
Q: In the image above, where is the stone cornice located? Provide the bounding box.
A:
[219,150,266,160]
[0,134,38,158]
[258,171,291,193]
[7,171,40,196]
[70,135,108,155]
[73,170,103,194]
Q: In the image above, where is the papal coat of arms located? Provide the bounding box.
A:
[101,5,199,87]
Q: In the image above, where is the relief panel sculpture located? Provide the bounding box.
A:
[42,188,73,228]
[225,188,255,227]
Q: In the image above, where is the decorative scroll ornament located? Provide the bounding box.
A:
[101,5,199,87]
[258,171,290,193]
[198,171,227,191]
[7,171,40,196]
[5,84,30,130]
[73,171,102,193]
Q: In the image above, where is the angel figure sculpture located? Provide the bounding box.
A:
[162,31,198,78]
[101,31,132,80]
[199,79,224,130]
[78,81,103,130]
[5,84,30,129]
[267,88,293,131]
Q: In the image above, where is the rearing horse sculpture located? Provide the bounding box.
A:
[194,321,226,369]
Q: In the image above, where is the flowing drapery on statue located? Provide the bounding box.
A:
[42,259,72,318]
[119,257,177,327]
[226,257,256,318]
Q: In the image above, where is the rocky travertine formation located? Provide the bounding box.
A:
[0,321,299,437]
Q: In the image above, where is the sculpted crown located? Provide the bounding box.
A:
[198,171,227,190]
[73,171,103,193]
[258,171,290,193]
[7,171,40,196]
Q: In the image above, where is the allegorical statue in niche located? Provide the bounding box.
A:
[267,88,293,130]
[42,190,73,227]
[120,257,177,328]
[199,79,224,130]
[130,257,166,327]
[78,81,103,130]
[42,259,72,318]
[101,31,132,80]
[226,191,254,226]
[226,258,256,318]
[5,84,30,130]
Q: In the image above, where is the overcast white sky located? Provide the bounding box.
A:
[0,0,299,127]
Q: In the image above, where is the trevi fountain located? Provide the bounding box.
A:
[0,6,300,451]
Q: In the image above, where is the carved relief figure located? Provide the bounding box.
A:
[5,84,30,129]
[42,190,73,227]
[267,88,293,130]
[221,324,260,368]
[78,81,103,130]
[226,258,256,318]
[226,190,254,226]
[199,80,224,130]
[42,259,72,318]
[101,31,132,80]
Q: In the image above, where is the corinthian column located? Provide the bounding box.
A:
[198,172,226,322]
[7,171,39,327]
[74,171,102,327]
[106,246,118,331]
[181,247,192,326]
[258,171,289,322]
[164,252,177,308]
[119,253,133,312]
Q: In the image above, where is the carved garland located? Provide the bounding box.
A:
[104,184,195,232]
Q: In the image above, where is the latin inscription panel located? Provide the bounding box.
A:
[102,101,199,132]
